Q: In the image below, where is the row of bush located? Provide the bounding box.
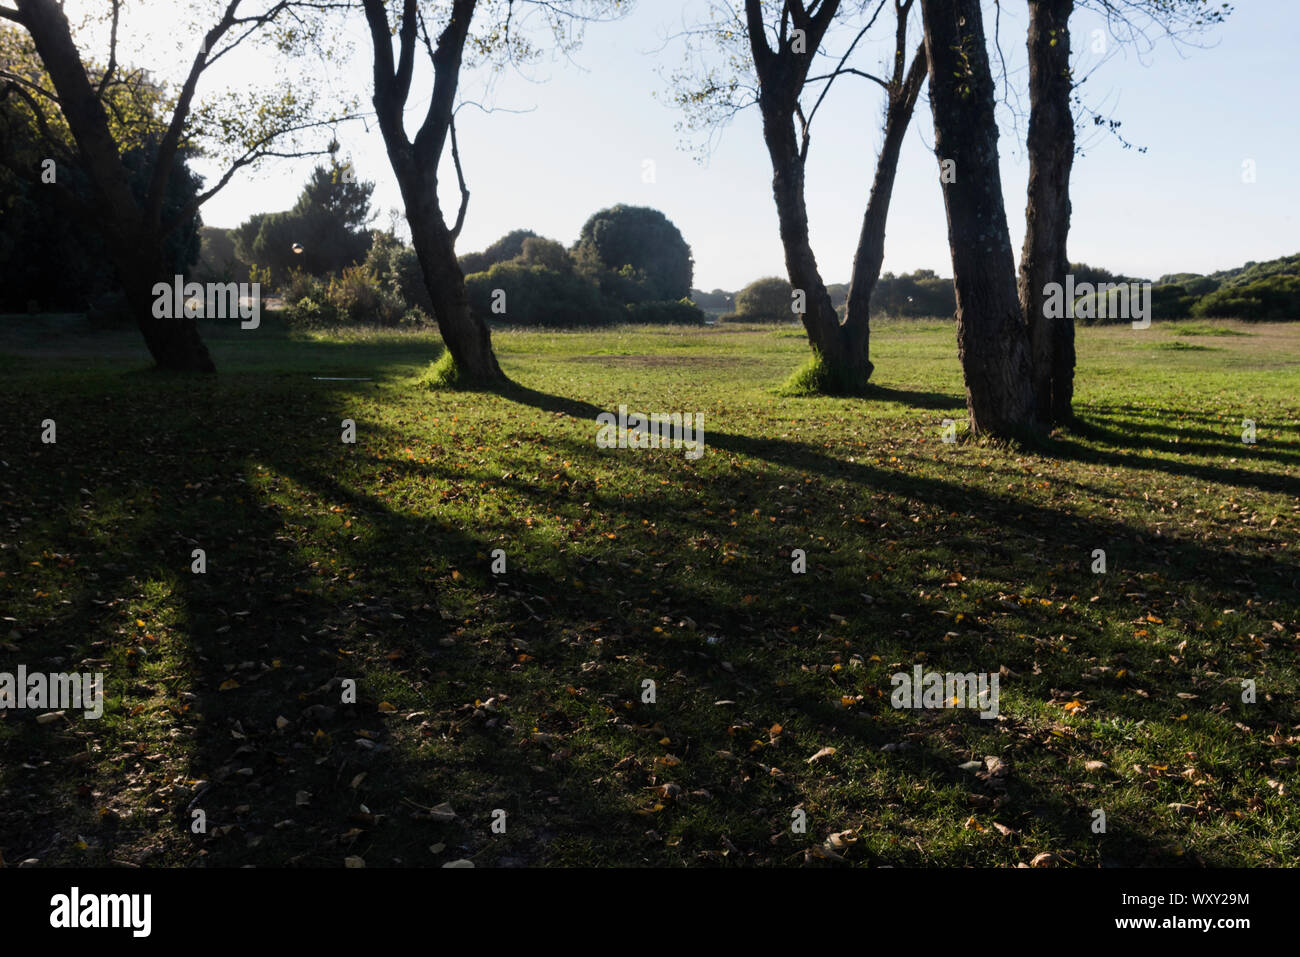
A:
[274,257,709,331]
[271,266,1300,331]
[267,204,708,329]
[462,262,705,326]
[707,262,1300,326]
[703,272,959,324]
[1152,274,1300,321]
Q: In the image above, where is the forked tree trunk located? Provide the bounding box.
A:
[920,0,1038,439]
[746,0,926,392]
[362,0,504,387]
[1019,0,1076,426]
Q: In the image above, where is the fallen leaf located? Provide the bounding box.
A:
[807,747,836,764]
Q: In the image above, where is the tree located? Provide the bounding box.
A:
[842,0,928,380]
[236,159,375,282]
[459,228,539,276]
[919,0,1037,439]
[573,205,694,303]
[668,0,927,391]
[734,276,795,321]
[1014,0,1233,425]
[1,28,200,312]
[1019,0,1076,426]
[365,229,434,313]
[519,236,572,273]
[1,0,341,371]
[872,268,955,317]
[359,0,623,387]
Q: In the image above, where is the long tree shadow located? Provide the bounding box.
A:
[3,369,1295,868]
[348,391,1298,864]
[1066,411,1300,470]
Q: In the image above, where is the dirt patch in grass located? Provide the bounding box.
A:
[564,354,755,367]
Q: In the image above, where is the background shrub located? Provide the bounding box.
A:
[623,298,707,325]
[466,263,619,327]
[1191,275,1300,320]
[285,296,338,329]
[735,276,795,321]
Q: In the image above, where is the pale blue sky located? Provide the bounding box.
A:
[76,0,1300,290]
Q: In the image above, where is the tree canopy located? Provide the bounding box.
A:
[573,204,694,304]
[234,159,375,281]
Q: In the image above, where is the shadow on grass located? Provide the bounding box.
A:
[1,371,1295,867]
[1049,412,1300,497]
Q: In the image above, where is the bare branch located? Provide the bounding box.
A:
[95,0,120,99]
[144,0,242,227]
[162,117,337,236]
[448,115,470,241]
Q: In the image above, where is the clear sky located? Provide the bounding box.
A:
[66,0,1300,291]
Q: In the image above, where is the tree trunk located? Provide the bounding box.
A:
[1019,0,1076,426]
[843,43,928,383]
[115,239,216,373]
[362,0,504,387]
[405,177,502,383]
[16,0,215,372]
[760,106,851,380]
[920,0,1038,440]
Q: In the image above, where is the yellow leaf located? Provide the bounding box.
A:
[377,701,397,713]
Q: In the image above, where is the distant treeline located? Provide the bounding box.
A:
[690,253,1300,324]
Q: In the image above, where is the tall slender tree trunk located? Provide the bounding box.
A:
[1019,0,1076,425]
[920,0,1038,440]
[759,104,850,379]
[843,43,928,381]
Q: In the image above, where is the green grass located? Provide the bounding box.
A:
[779,351,866,396]
[1168,323,1252,338]
[1,315,1297,868]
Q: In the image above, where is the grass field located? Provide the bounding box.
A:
[1,315,1297,868]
